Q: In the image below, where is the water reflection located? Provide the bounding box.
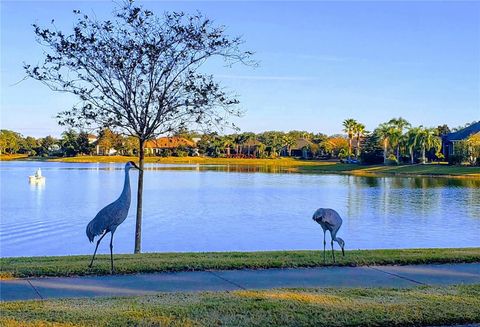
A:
[29,179,45,208]
[29,180,46,191]
[0,161,479,257]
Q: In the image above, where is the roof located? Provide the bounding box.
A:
[293,138,313,150]
[144,137,195,149]
[444,122,480,141]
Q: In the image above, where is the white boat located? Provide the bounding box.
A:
[29,168,46,183]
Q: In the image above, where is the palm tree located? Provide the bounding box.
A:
[406,127,421,164]
[222,135,234,156]
[376,123,394,164]
[415,127,441,163]
[388,128,402,161]
[234,134,248,155]
[343,118,358,160]
[353,122,366,158]
[283,135,296,156]
[388,117,411,160]
[240,132,256,156]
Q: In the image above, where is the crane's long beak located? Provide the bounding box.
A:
[132,162,142,171]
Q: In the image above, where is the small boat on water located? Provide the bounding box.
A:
[29,168,46,183]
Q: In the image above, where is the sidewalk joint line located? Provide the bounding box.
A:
[368,266,427,286]
[26,279,44,300]
[207,271,246,290]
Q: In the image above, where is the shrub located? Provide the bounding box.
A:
[385,154,398,166]
[159,149,172,157]
[360,152,384,165]
[448,155,463,165]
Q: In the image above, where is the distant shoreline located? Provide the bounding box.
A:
[2,154,479,178]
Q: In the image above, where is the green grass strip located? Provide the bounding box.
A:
[1,248,479,278]
[1,284,479,326]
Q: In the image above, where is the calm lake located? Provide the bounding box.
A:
[0,161,479,257]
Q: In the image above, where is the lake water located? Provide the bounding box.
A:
[0,161,479,257]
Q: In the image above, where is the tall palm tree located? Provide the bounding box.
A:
[283,135,296,156]
[424,128,441,163]
[406,127,421,164]
[241,132,256,156]
[234,134,248,155]
[222,135,234,156]
[376,123,394,164]
[388,117,411,160]
[353,122,366,158]
[343,118,358,161]
[415,127,441,163]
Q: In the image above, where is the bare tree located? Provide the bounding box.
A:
[25,1,254,253]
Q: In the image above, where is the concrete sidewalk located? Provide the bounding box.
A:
[1,263,479,301]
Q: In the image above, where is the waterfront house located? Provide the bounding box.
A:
[144,137,195,155]
[442,122,480,159]
[282,138,315,158]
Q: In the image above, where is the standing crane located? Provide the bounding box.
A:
[86,161,141,273]
[312,208,345,263]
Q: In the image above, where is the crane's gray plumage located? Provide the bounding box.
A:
[86,161,140,272]
[312,208,345,263]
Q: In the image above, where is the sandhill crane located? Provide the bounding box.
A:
[312,208,345,263]
[86,161,141,273]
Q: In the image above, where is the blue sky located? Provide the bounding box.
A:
[1,1,479,137]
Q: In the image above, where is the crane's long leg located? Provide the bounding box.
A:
[331,239,336,264]
[109,232,115,274]
[323,230,326,264]
[89,231,108,268]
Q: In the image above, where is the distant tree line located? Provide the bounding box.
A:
[191,130,346,159]
[1,119,478,165]
[343,118,479,166]
[0,129,138,157]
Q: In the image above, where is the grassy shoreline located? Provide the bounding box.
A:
[3,155,479,177]
[1,248,479,279]
[1,284,479,326]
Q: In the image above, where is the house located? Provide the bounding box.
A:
[442,122,480,159]
[84,134,117,155]
[284,138,315,158]
[237,139,262,156]
[144,137,195,155]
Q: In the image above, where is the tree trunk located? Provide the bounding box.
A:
[348,138,352,160]
[396,146,400,162]
[422,147,426,164]
[383,140,388,164]
[356,136,360,158]
[134,139,145,254]
[410,148,414,164]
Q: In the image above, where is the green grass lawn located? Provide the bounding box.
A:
[0,154,28,161]
[298,163,480,177]
[1,284,479,326]
[2,248,479,279]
